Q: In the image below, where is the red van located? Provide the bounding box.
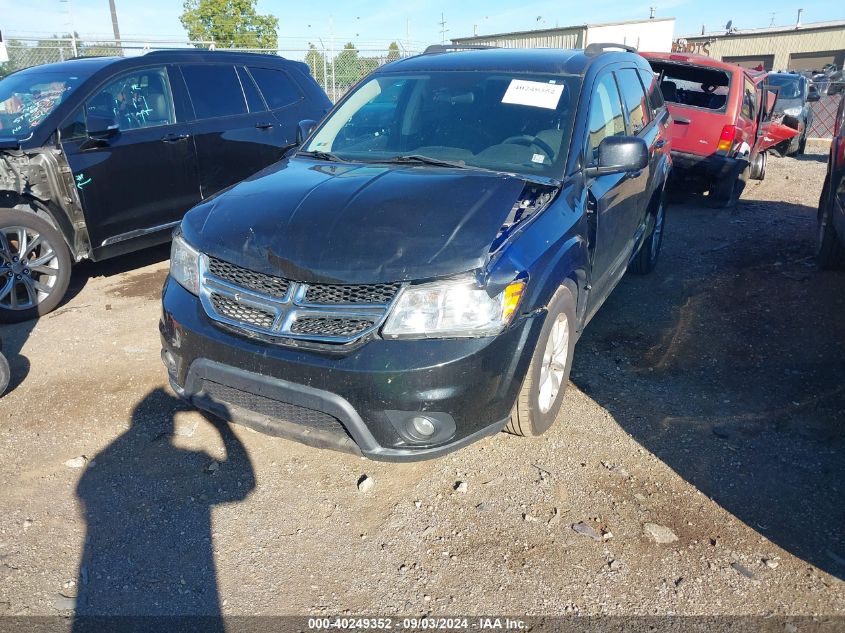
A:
[642,52,796,206]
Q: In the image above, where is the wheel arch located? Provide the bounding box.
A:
[0,191,81,260]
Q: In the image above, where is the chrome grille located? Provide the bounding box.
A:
[199,255,400,344]
[304,282,400,305]
[210,294,275,329]
[290,317,375,337]
[208,256,290,299]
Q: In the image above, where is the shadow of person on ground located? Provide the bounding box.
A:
[571,198,845,580]
[72,388,255,630]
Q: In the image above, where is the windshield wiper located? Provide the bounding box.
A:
[296,150,346,162]
[382,154,469,169]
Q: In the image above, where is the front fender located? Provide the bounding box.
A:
[487,189,590,329]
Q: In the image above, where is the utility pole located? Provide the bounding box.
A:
[59,0,78,57]
[439,13,448,45]
[108,0,121,42]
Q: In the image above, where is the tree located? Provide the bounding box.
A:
[387,41,401,62]
[180,0,278,49]
[304,43,328,87]
[333,42,360,89]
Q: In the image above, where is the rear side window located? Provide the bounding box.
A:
[651,62,731,111]
[181,64,248,119]
[587,73,626,163]
[248,67,303,110]
[616,68,651,134]
[236,66,266,113]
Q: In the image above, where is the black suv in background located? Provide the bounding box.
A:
[161,44,672,461]
[0,50,331,322]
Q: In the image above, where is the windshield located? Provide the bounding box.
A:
[303,71,580,179]
[0,70,86,140]
[766,75,803,100]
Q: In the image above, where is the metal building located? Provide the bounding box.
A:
[679,19,845,71]
[451,17,675,52]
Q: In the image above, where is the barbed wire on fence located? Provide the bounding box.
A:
[0,36,424,102]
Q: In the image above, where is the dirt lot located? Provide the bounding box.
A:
[0,148,843,620]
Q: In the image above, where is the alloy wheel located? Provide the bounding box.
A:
[0,225,61,311]
[538,313,569,414]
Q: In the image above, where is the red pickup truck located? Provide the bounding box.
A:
[642,52,797,206]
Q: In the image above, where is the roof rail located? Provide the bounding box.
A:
[584,42,638,56]
[142,48,281,57]
[423,44,499,54]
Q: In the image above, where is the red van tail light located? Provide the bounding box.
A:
[717,125,738,153]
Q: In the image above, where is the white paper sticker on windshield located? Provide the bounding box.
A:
[531,154,545,164]
[502,80,564,109]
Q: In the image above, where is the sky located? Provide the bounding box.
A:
[0,0,842,50]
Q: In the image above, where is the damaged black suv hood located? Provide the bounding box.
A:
[181,157,532,284]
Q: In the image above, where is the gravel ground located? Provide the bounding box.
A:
[0,148,843,620]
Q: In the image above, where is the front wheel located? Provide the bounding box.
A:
[630,196,666,275]
[0,208,72,323]
[506,286,576,437]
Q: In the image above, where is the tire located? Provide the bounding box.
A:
[0,351,8,397]
[506,285,576,437]
[816,177,845,270]
[710,165,748,208]
[0,208,72,323]
[630,194,666,275]
[797,132,807,156]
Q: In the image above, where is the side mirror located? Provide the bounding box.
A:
[87,114,119,138]
[296,119,317,144]
[807,90,821,102]
[585,136,649,177]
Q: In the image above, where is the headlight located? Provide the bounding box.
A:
[382,275,526,339]
[783,106,802,117]
[170,232,200,295]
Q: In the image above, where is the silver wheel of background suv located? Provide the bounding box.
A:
[0,208,72,322]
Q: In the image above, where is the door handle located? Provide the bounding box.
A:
[161,133,190,143]
[255,122,275,130]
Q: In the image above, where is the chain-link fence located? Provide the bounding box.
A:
[0,36,423,103]
[808,85,843,139]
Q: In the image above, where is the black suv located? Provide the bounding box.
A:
[160,44,672,460]
[0,50,331,322]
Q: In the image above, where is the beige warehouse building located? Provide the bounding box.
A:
[680,19,845,71]
[452,17,675,53]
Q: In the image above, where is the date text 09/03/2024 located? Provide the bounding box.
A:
[307,617,528,630]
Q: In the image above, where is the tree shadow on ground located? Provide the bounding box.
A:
[71,388,255,630]
[571,197,845,579]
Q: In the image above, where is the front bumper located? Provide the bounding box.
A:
[160,278,544,461]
